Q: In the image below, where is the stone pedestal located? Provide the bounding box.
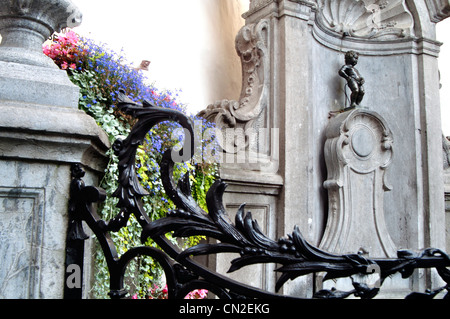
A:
[0,1,109,299]
[317,108,416,298]
[321,109,397,258]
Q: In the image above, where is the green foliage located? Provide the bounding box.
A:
[44,30,218,299]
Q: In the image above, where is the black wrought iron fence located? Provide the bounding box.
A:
[65,92,450,300]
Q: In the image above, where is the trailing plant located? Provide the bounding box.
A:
[44,30,217,299]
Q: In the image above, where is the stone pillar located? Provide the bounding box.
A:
[0,1,109,299]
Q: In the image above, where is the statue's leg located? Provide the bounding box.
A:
[356,86,365,105]
[348,80,359,107]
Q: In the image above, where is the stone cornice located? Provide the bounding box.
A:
[312,19,442,57]
[244,0,278,19]
[244,0,318,19]
[245,0,450,25]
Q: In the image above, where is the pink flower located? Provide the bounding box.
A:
[61,61,68,70]
[58,36,67,45]
[132,293,138,299]
[198,289,208,298]
[65,30,79,44]
[184,289,208,299]
[69,63,76,69]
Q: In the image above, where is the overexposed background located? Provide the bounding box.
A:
[70,1,449,133]
[71,0,248,115]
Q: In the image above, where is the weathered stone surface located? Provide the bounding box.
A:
[0,186,45,298]
[0,61,79,108]
[0,108,108,299]
[0,0,108,299]
[217,187,281,292]
[0,161,101,299]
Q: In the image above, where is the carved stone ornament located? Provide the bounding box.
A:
[321,109,397,258]
[0,0,82,67]
[425,0,450,22]
[316,0,414,40]
[198,19,270,154]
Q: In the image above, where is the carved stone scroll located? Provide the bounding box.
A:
[198,19,270,154]
[320,109,397,258]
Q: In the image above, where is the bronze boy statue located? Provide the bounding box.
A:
[339,51,365,109]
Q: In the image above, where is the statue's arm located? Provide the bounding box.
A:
[339,66,349,80]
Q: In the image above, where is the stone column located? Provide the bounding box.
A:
[0,0,109,299]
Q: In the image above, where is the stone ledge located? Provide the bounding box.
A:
[0,101,110,173]
[0,61,79,108]
[220,167,283,196]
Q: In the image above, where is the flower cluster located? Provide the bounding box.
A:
[185,289,209,300]
[43,30,184,114]
[43,30,82,70]
[132,284,208,300]
[146,284,168,299]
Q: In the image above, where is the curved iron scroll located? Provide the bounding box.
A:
[68,93,450,299]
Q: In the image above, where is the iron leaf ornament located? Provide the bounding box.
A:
[68,93,450,299]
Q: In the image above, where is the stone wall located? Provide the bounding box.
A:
[200,0,450,298]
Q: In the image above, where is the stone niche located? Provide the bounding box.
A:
[201,0,449,297]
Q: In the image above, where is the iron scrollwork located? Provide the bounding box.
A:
[67,92,450,299]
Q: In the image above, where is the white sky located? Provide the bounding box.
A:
[70,0,450,133]
[71,0,245,115]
